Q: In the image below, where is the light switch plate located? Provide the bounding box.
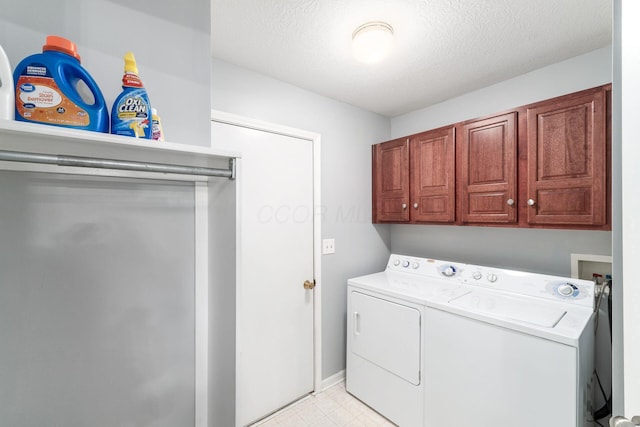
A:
[322,238,335,255]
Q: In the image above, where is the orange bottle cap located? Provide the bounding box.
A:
[43,35,81,62]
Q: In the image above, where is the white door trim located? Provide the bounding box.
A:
[210,109,323,394]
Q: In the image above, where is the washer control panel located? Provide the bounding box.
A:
[547,281,585,300]
[461,264,594,308]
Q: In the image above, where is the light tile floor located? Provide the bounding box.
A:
[251,381,396,427]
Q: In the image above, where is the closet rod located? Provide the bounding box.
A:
[0,149,235,179]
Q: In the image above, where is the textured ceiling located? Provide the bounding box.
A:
[211,0,611,117]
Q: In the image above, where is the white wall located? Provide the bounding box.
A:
[389,46,613,276]
[211,58,391,381]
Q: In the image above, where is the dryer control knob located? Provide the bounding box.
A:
[402,260,410,268]
[472,271,482,280]
[442,266,456,277]
[487,273,498,283]
[412,262,420,269]
[393,259,400,266]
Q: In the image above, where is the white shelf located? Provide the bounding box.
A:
[0,119,239,180]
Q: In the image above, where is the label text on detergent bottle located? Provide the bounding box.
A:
[112,88,151,138]
[118,97,148,117]
[15,75,89,126]
[25,65,47,76]
[122,72,143,88]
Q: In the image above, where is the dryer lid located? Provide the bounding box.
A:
[449,291,567,328]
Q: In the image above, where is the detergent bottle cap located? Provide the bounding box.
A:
[43,35,81,62]
[123,52,139,75]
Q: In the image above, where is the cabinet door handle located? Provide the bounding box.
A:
[402,203,407,210]
[527,199,536,206]
[507,198,515,206]
[413,203,419,209]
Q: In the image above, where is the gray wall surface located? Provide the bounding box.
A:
[0,0,210,145]
[389,46,613,277]
[211,58,392,381]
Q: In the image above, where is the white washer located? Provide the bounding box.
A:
[346,254,595,427]
[425,263,595,427]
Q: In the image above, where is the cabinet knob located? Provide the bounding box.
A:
[507,198,515,206]
[413,203,419,209]
[402,203,407,209]
[527,199,536,206]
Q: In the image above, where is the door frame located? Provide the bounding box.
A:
[210,109,323,395]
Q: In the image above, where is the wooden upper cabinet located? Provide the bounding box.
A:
[372,138,409,222]
[410,127,455,223]
[458,112,518,224]
[371,84,610,229]
[526,89,607,226]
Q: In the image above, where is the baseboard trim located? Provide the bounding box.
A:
[320,370,345,392]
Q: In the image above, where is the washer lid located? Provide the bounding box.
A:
[449,291,567,328]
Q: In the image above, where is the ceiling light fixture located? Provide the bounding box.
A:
[352,21,394,64]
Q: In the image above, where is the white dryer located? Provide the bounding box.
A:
[346,255,468,427]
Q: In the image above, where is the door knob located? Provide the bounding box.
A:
[303,280,316,290]
[610,415,640,427]
[413,203,418,209]
[402,203,407,210]
[507,198,515,206]
[527,198,536,206]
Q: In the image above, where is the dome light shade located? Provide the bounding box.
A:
[352,22,394,64]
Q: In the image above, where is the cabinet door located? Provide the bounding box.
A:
[526,90,607,226]
[410,127,455,222]
[458,112,518,224]
[372,138,409,222]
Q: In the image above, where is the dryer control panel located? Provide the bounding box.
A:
[387,255,465,281]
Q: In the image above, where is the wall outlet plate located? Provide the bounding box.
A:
[322,238,335,255]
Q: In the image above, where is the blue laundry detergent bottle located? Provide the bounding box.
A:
[13,35,109,132]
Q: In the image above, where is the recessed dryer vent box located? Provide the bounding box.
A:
[570,253,612,281]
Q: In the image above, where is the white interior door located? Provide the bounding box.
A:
[211,117,317,426]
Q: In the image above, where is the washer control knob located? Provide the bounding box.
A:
[402,260,410,268]
[472,271,482,280]
[557,283,576,297]
[441,266,457,277]
[487,273,498,283]
[412,262,420,269]
[393,259,400,266]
